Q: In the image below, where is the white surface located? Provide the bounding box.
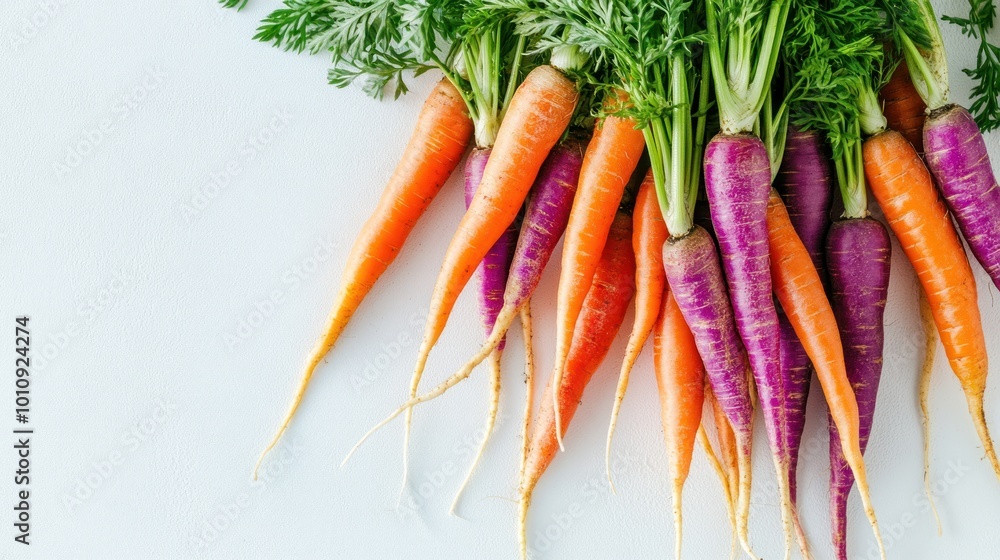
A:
[2,1,1000,559]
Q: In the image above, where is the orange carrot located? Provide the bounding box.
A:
[519,210,636,559]
[550,97,646,449]
[864,130,1000,478]
[653,288,705,559]
[605,170,667,489]
[766,188,886,557]
[879,62,927,155]
[253,78,473,477]
[398,65,578,487]
[878,63,944,525]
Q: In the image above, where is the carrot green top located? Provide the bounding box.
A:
[704,0,790,135]
[254,0,532,149]
[507,0,707,237]
[785,0,889,220]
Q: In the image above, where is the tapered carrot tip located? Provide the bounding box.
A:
[851,462,886,560]
[771,459,794,560]
[450,351,503,515]
[253,351,324,479]
[791,502,812,560]
[518,488,532,560]
[918,292,942,535]
[966,393,1000,481]
[735,442,757,559]
[671,481,684,560]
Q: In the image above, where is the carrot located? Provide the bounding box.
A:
[397,65,578,487]
[864,129,1000,478]
[653,288,705,559]
[550,101,646,449]
[766,188,886,558]
[253,78,472,478]
[879,60,927,154]
[519,210,636,559]
[605,170,667,490]
[876,57,942,526]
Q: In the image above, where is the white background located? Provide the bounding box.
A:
[2,1,1000,559]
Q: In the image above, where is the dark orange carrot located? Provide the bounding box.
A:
[519,210,636,559]
[254,78,473,477]
[550,101,646,449]
[605,170,667,489]
[653,288,705,559]
[864,130,999,478]
[767,188,886,556]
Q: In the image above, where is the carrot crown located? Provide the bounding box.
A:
[704,0,790,134]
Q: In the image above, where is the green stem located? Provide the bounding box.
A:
[858,84,887,136]
[670,55,692,236]
[706,0,790,133]
[899,31,948,110]
[688,51,712,213]
[838,125,868,219]
[645,120,672,226]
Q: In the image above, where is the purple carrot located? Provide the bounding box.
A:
[464,148,519,352]
[450,147,521,514]
[775,127,833,276]
[705,132,790,549]
[774,127,833,527]
[661,225,756,556]
[923,105,1000,291]
[826,218,891,560]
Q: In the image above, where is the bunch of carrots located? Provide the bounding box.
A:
[229,0,1000,557]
